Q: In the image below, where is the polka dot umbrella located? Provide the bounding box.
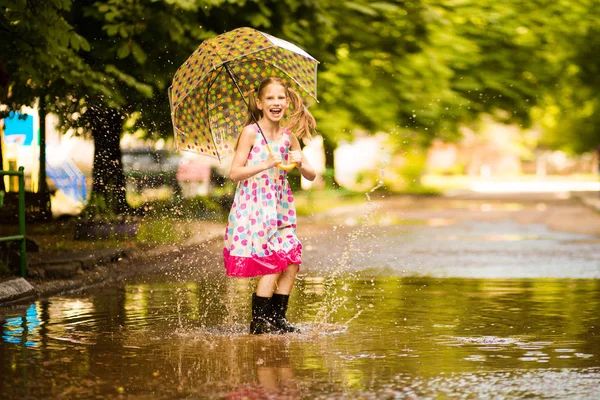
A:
[169,27,319,163]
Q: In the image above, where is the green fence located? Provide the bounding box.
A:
[0,166,27,277]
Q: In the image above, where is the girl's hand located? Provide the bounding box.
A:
[290,150,303,167]
[266,151,283,168]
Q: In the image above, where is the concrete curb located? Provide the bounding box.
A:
[28,248,131,279]
[0,231,224,308]
[0,278,36,306]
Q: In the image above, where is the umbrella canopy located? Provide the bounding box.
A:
[169,27,319,161]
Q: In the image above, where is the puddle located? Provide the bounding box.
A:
[2,275,599,399]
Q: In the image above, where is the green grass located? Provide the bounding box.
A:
[294,189,367,216]
[294,184,441,216]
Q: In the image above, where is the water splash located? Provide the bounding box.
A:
[311,178,385,328]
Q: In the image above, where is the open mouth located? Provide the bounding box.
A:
[269,107,282,117]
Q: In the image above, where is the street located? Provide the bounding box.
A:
[1,193,599,399]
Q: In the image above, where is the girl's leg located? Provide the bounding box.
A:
[275,264,299,294]
[256,273,280,297]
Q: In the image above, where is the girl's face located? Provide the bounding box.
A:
[257,83,289,123]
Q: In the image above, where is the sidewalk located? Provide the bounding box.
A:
[0,221,224,307]
[574,191,600,213]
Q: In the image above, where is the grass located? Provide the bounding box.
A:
[294,188,367,216]
[294,184,442,216]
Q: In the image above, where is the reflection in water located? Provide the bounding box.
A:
[1,275,599,399]
[2,304,41,347]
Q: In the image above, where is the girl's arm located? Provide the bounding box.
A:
[229,126,282,182]
[289,134,316,182]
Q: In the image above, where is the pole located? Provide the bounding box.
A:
[18,166,26,277]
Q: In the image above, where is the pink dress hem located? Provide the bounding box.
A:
[224,244,302,277]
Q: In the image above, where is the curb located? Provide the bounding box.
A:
[0,278,36,306]
[0,233,224,309]
[0,248,134,308]
[28,248,131,279]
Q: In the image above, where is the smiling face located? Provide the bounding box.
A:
[257,82,289,123]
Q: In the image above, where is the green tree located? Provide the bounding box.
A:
[307,0,598,173]
[533,0,600,154]
[0,0,97,109]
[62,0,328,215]
[0,0,105,202]
[54,0,209,215]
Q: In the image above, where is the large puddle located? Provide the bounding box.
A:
[2,275,599,399]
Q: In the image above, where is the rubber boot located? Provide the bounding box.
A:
[271,293,300,333]
[249,293,279,334]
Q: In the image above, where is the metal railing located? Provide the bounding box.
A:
[0,166,27,277]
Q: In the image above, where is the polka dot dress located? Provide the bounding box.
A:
[223,124,302,277]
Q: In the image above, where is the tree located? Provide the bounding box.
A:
[1,0,101,209]
[300,0,600,178]
[0,0,97,111]
[533,0,600,154]
[60,0,329,215]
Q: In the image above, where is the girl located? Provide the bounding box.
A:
[223,77,316,334]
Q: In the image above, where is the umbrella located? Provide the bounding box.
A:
[169,27,318,168]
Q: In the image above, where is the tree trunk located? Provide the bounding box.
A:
[89,106,130,215]
[38,96,48,194]
[37,96,52,219]
[322,135,340,188]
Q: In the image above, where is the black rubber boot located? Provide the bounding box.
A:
[249,293,279,335]
[271,293,300,333]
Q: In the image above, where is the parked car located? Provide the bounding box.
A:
[122,149,182,194]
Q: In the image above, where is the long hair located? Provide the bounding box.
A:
[245,77,316,143]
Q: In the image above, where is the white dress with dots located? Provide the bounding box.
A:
[223,124,302,277]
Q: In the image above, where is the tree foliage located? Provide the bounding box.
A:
[310,0,597,154]
[1,0,598,215]
[0,0,102,111]
[532,0,600,153]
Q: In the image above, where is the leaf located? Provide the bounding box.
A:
[131,42,147,65]
[370,2,402,14]
[117,42,130,59]
[345,2,378,17]
[69,36,80,51]
[79,36,91,52]
[105,24,119,36]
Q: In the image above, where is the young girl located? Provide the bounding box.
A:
[223,77,317,334]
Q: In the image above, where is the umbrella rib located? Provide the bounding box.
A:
[205,67,224,162]
[224,62,270,146]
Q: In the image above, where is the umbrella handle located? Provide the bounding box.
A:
[266,144,296,171]
[278,162,297,171]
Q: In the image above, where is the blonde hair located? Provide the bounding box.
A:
[245,77,316,143]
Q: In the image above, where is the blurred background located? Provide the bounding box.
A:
[1,0,599,218]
